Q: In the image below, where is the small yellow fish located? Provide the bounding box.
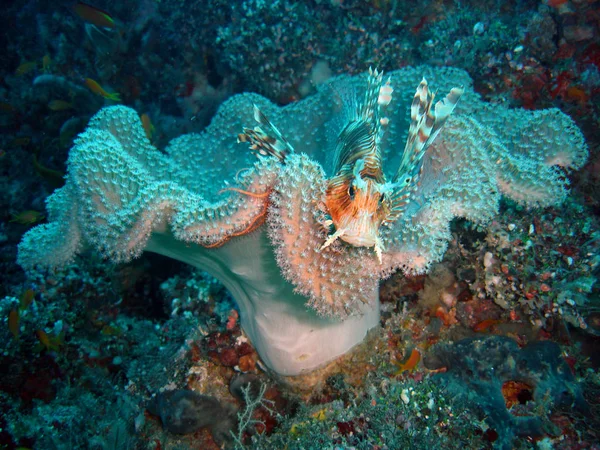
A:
[73,2,116,29]
[290,422,308,436]
[15,61,37,76]
[0,102,15,113]
[20,289,35,310]
[140,113,155,140]
[9,309,20,340]
[42,54,52,73]
[101,324,123,336]
[48,100,73,111]
[36,329,64,352]
[84,78,121,102]
[33,153,65,189]
[36,329,50,348]
[10,210,45,225]
[8,137,31,148]
[473,318,502,333]
[310,408,327,421]
[392,348,421,375]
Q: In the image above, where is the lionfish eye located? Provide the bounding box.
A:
[379,193,385,204]
[348,185,355,199]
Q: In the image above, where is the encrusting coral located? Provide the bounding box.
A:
[18,66,587,376]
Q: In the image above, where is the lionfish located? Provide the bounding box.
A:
[238,68,463,263]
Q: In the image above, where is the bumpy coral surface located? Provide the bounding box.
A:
[19,66,587,315]
[17,66,587,375]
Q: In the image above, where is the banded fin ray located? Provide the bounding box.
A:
[331,68,392,182]
[237,104,294,163]
[385,80,463,225]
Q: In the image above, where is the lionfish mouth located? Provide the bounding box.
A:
[319,226,385,263]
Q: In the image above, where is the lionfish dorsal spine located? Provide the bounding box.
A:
[237,104,294,163]
[331,68,393,183]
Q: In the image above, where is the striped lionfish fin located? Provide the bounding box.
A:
[384,80,463,225]
[331,68,393,182]
[238,105,294,163]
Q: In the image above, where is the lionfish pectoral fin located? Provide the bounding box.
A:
[320,228,345,251]
[237,104,294,163]
[385,80,463,226]
[382,188,412,226]
[427,86,463,144]
[392,78,434,183]
[393,80,463,183]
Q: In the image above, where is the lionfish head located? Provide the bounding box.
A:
[324,159,391,250]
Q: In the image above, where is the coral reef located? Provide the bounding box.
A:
[473,200,600,332]
[429,336,588,450]
[251,375,481,449]
[1,1,599,448]
[18,66,587,375]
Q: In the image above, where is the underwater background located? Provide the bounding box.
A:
[0,0,599,449]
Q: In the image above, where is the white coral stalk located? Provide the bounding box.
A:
[147,227,379,375]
